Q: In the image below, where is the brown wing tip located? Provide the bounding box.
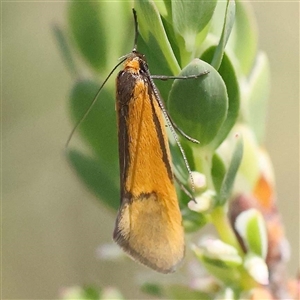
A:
[113,227,184,274]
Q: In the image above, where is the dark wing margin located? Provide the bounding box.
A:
[147,86,173,182]
[116,70,137,203]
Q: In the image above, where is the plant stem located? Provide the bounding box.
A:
[211,206,243,254]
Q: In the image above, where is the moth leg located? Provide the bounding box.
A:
[174,174,195,202]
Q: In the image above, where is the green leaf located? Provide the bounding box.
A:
[193,242,242,285]
[165,284,211,300]
[154,1,169,19]
[211,153,226,193]
[196,239,243,267]
[133,1,181,102]
[68,79,119,207]
[168,59,228,146]
[68,1,105,71]
[237,125,260,192]
[142,283,211,300]
[69,79,118,170]
[217,134,243,205]
[243,253,269,285]
[135,34,175,103]
[202,48,240,148]
[182,208,207,233]
[141,283,164,297]
[160,13,185,68]
[134,0,180,75]
[68,2,131,73]
[200,258,240,285]
[52,24,78,77]
[211,0,236,70]
[228,1,258,75]
[67,150,119,211]
[244,52,270,144]
[171,0,217,52]
[83,286,101,300]
[235,209,268,259]
[98,2,132,69]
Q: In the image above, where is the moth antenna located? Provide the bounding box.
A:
[65,58,126,148]
[132,8,139,51]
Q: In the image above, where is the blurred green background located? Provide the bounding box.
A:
[2,2,299,299]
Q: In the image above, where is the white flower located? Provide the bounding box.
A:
[188,190,215,212]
